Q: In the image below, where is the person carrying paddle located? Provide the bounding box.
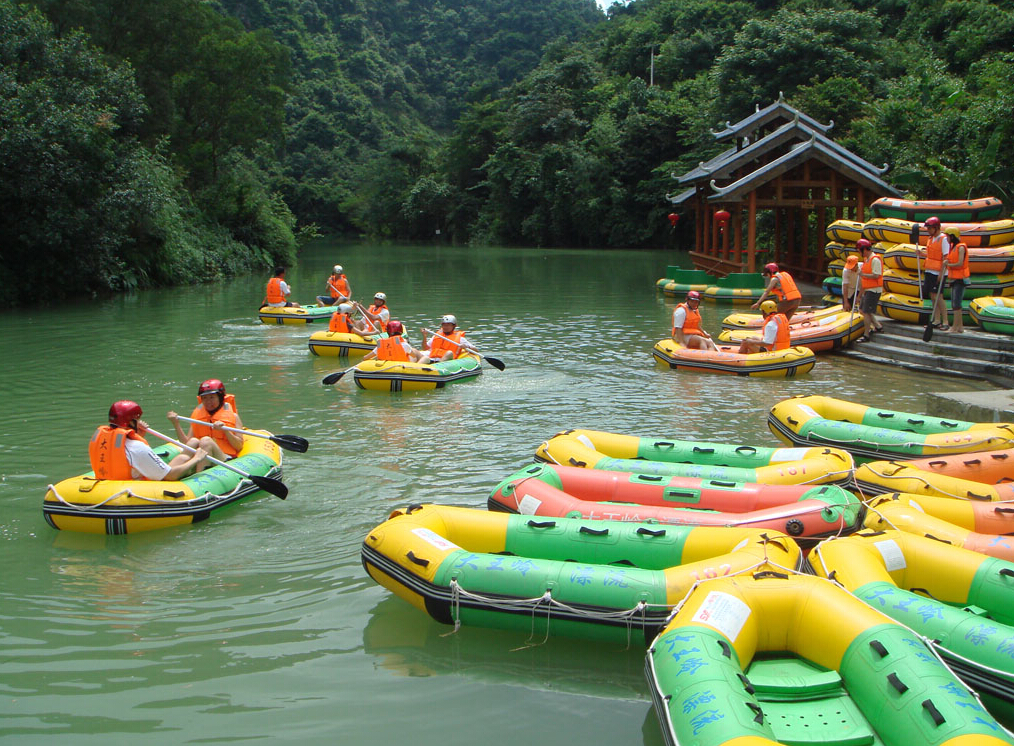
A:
[922,216,951,330]
[856,238,884,341]
[737,301,790,354]
[672,290,718,350]
[356,292,390,334]
[420,314,477,362]
[944,226,969,334]
[841,255,860,311]
[363,320,426,362]
[316,265,351,307]
[90,401,210,481]
[262,267,300,308]
[328,303,374,336]
[753,263,802,319]
[167,379,244,466]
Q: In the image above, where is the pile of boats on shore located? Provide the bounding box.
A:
[363,394,1014,745]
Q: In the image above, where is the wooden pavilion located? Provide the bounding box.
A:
[667,96,903,282]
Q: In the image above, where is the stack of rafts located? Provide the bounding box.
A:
[821,197,1014,328]
[361,394,1014,742]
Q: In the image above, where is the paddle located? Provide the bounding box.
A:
[923,284,945,342]
[910,222,924,306]
[322,368,351,386]
[145,426,288,499]
[174,416,308,453]
[425,330,506,370]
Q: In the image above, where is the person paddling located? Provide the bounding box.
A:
[167,379,244,467]
[420,315,477,362]
[317,265,351,307]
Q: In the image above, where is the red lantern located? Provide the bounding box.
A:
[714,209,731,228]
[667,212,679,227]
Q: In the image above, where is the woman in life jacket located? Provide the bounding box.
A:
[89,401,210,481]
[167,379,244,464]
[363,320,425,362]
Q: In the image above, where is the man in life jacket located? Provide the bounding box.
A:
[328,303,374,336]
[672,290,718,350]
[737,300,791,354]
[261,267,300,308]
[944,226,969,334]
[923,216,951,330]
[89,401,209,481]
[363,320,425,362]
[355,292,390,334]
[420,314,477,362]
[317,265,352,307]
[753,262,802,319]
[856,238,885,340]
[167,380,244,465]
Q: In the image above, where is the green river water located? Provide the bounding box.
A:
[0,241,992,745]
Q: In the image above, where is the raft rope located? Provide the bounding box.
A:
[443,578,662,651]
[45,483,215,509]
[791,428,1009,454]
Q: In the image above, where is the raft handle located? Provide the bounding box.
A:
[999,568,1014,579]
[579,526,610,536]
[994,507,1014,514]
[406,551,430,568]
[526,520,557,529]
[877,412,895,418]
[922,700,945,726]
[907,418,925,425]
[406,503,424,514]
[636,527,667,537]
[568,458,588,467]
[887,673,908,693]
[162,490,185,498]
[735,446,757,454]
[869,639,888,658]
[711,480,737,487]
[940,420,958,428]
[737,673,755,694]
[966,491,992,501]
[653,441,676,449]
[786,417,798,426]
[927,460,947,467]
[962,458,981,466]
[991,453,1010,461]
[692,446,714,454]
[924,533,952,546]
[717,639,732,658]
[745,702,764,724]
[634,474,665,483]
[753,570,789,580]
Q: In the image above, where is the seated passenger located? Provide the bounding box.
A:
[737,301,791,354]
[672,291,718,351]
[328,303,374,336]
[419,314,477,362]
[363,320,425,362]
[167,379,243,465]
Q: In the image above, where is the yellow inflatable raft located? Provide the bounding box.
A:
[307,329,379,357]
[43,432,283,534]
[854,459,1014,500]
[717,309,863,352]
[258,304,334,325]
[768,395,1014,463]
[535,428,854,486]
[864,217,1014,248]
[825,219,864,243]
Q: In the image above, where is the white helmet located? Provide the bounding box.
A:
[374,292,386,301]
[333,265,343,274]
[441,314,457,325]
[338,303,353,314]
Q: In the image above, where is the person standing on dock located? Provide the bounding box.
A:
[923,217,950,330]
[753,263,802,319]
[856,238,884,341]
[841,255,860,311]
[944,226,968,334]
[672,290,719,350]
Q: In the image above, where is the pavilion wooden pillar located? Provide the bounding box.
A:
[747,191,757,272]
[734,207,743,267]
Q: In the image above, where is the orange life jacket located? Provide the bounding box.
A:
[673,303,703,337]
[429,330,464,359]
[368,303,386,317]
[188,395,239,457]
[89,425,148,480]
[266,277,285,304]
[948,242,970,280]
[773,272,802,301]
[329,312,352,333]
[328,275,350,299]
[926,233,945,273]
[376,335,409,361]
[860,253,883,290]
[766,313,791,351]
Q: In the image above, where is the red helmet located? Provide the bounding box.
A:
[924,216,941,228]
[686,290,701,301]
[386,320,403,336]
[763,262,779,275]
[198,379,226,398]
[855,238,872,251]
[108,400,142,428]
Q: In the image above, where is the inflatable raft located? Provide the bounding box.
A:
[854,459,1014,501]
[307,329,381,357]
[812,530,1014,720]
[864,217,1014,248]
[870,196,1004,223]
[535,429,855,486]
[826,219,864,244]
[971,296,1014,334]
[865,492,1014,561]
[768,395,1014,462]
[656,268,713,296]
[646,570,1013,746]
[884,244,1014,276]
[877,291,974,325]
[721,304,845,330]
[352,354,482,391]
[882,267,1014,300]
[488,463,861,542]
[716,309,864,352]
[701,272,766,304]
[651,340,815,377]
[258,304,335,325]
[361,503,802,643]
[43,432,283,534]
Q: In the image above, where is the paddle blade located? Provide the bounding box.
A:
[909,223,920,244]
[483,356,506,371]
[251,474,288,499]
[322,370,348,385]
[922,323,934,342]
[271,434,309,453]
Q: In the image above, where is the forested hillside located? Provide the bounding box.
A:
[3,0,1014,305]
